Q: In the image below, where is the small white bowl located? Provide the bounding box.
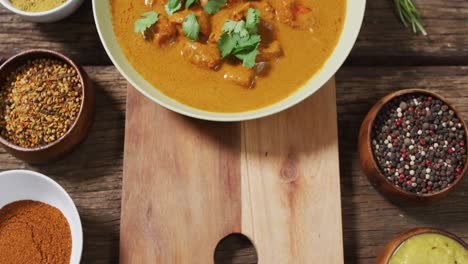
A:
[0,170,83,264]
[0,0,84,23]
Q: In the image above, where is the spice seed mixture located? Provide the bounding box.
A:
[0,58,82,148]
[372,94,467,194]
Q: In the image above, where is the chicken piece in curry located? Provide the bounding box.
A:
[111,0,346,112]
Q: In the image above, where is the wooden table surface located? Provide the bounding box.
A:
[1,1,467,263]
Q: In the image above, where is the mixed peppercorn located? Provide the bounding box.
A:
[0,58,82,148]
[372,94,467,194]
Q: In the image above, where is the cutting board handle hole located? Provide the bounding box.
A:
[214,233,258,264]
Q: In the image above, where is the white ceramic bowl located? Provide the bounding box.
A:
[94,0,366,121]
[0,170,83,264]
[0,0,84,23]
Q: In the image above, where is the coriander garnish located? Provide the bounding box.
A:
[245,8,260,33]
[182,13,201,41]
[203,0,227,14]
[134,11,160,34]
[393,0,427,35]
[217,8,261,68]
[185,0,199,9]
[165,0,182,16]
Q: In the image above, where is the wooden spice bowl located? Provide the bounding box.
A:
[358,88,468,204]
[376,227,468,264]
[0,49,95,164]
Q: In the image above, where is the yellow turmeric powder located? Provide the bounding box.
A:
[9,0,67,12]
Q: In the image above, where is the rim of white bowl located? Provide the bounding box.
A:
[93,0,366,121]
[0,169,83,264]
[0,0,76,17]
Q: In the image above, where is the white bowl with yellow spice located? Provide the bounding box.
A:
[0,0,84,23]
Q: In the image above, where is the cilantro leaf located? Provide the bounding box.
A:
[217,9,261,68]
[165,0,182,16]
[203,0,227,14]
[235,49,258,68]
[245,8,260,33]
[218,34,237,58]
[234,21,249,38]
[233,34,260,53]
[222,20,248,37]
[182,13,200,41]
[185,0,199,8]
[134,11,160,34]
[222,20,238,33]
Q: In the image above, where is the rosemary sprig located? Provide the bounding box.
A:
[393,0,427,36]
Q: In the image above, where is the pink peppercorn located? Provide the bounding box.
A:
[460,141,465,147]
[448,149,454,155]
[428,96,433,102]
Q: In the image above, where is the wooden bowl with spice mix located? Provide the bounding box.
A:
[358,89,468,204]
[376,227,468,264]
[0,49,95,164]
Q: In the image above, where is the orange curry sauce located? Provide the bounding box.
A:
[111,0,345,112]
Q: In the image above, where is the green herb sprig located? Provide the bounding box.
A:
[393,0,427,35]
[217,8,261,68]
[165,0,182,16]
[185,0,199,8]
[134,11,160,34]
[182,13,201,41]
[203,0,227,14]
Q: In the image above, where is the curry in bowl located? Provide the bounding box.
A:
[111,0,345,112]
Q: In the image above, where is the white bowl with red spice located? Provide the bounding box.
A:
[0,0,84,23]
[0,170,82,264]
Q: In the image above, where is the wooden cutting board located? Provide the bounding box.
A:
[120,78,343,263]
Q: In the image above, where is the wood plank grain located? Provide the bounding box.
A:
[121,79,343,263]
[121,88,242,263]
[0,66,467,264]
[349,0,468,66]
[1,0,468,65]
[0,1,111,66]
[241,80,343,264]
